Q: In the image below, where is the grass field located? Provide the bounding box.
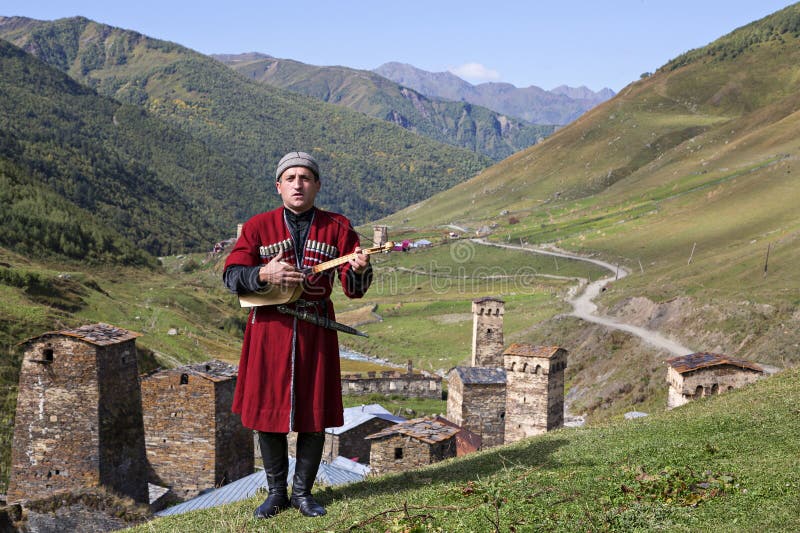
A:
[130,367,800,532]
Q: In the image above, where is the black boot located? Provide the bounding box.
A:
[254,432,290,519]
[290,431,327,517]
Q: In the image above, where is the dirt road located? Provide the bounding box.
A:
[474,239,694,356]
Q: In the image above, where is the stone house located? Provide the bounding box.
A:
[446,366,506,448]
[281,404,405,465]
[321,404,406,464]
[141,360,253,499]
[8,324,148,503]
[471,297,505,367]
[365,417,458,475]
[666,352,764,409]
[503,343,568,443]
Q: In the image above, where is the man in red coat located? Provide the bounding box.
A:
[223,151,372,519]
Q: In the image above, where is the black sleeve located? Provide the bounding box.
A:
[223,265,267,294]
[344,263,373,295]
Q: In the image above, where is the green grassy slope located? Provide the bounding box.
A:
[215,53,555,161]
[0,16,492,225]
[134,367,800,532]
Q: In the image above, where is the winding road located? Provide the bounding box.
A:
[473,239,694,356]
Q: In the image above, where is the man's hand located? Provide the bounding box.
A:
[258,251,304,286]
[349,246,370,274]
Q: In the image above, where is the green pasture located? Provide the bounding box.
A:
[132,367,800,532]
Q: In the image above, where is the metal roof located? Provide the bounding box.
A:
[666,352,764,374]
[503,343,563,359]
[330,456,371,476]
[22,323,140,347]
[365,417,460,444]
[450,366,506,384]
[155,457,366,517]
[327,404,406,435]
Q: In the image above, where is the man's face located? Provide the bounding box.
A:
[276,166,320,213]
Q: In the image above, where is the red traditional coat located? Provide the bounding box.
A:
[224,207,369,433]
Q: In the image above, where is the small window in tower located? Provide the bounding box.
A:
[394,447,404,459]
[180,373,189,385]
[43,348,54,362]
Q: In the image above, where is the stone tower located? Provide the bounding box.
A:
[471,297,505,367]
[8,324,148,503]
[140,360,253,499]
[503,343,567,444]
[372,225,388,247]
[446,367,506,448]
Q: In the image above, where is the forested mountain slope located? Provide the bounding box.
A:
[0,16,491,226]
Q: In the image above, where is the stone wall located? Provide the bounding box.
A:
[667,365,763,409]
[342,371,442,399]
[447,377,505,448]
[214,377,254,485]
[141,370,252,499]
[8,337,147,503]
[368,434,455,476]
[96,342,149,502]
[504,349,567,443]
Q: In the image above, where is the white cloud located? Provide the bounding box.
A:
[448,62,501,83]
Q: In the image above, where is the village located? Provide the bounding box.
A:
[3,249,768,524]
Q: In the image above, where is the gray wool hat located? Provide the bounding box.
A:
[275,151,320,181]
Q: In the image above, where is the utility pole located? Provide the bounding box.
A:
[763,243,771,277]
[688,242,697,265]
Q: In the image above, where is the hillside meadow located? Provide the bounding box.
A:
[129,367,800,532]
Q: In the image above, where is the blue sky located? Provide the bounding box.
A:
[2,1,796,91]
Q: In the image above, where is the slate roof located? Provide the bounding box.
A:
[183,360,238,381]
[22,323,140,347]
[503,343,563,358]
[666,352,764,374]
[142,359,239,382]
[473,296,504,304]
[450,366,506,385]
[155,457,366,517]
[327,404,406,435]
[365,417,460,444]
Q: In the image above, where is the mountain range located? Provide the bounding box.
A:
[374,61,615,124]
[213,53,555,161]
